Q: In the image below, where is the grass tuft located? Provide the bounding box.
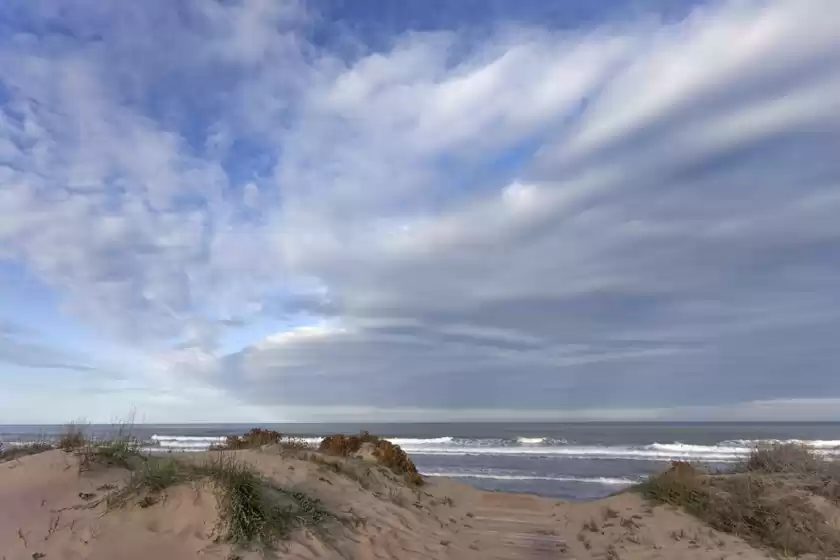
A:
[100,451,332,551]
[57,422,87,451]
[741,443,822,475]
[200,454,333,548]
[78,436,143,471]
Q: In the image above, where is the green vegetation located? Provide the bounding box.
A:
[101,450,332,550]
[204,455,332,545]
[638,445,840,557]
[318,431,423,485]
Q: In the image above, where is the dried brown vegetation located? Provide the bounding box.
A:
[318,431,423,485]
[640,443,840,557]
[57,422,87,451]
[215,428,284,450]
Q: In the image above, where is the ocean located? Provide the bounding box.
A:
[3,422,840,501]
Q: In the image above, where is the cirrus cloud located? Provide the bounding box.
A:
[1,0,840,421]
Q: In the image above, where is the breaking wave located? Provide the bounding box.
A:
[421,472,638,485]
[140,434,840,462]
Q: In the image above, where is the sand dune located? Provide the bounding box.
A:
[1,447,771,560]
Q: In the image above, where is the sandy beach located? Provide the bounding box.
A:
[1,443,774,560]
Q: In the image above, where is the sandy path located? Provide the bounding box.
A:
[464,492,569,559]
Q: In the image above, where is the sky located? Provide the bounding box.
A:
[1,0,840,423]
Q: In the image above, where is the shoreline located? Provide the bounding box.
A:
[5,422,840,504]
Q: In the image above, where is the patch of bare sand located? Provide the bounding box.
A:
[0,450,225,560]
[2,448,773,559]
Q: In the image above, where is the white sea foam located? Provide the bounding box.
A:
[1,440,48,448]
[516,437,546,444]
[386,437,454,447]
[139,434,840,461]
[422,472,637,485]
[151,435,227,442]
[405,446,744,461]
[727,439,840,449]
[151,435,227,449]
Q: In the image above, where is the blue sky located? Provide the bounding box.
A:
[1,0,840,423]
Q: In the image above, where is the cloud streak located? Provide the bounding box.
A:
[1,0,840,419]
[0,322,96,372]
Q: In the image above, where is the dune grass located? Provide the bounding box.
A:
[201,455,332,545]
[100,448,333,550]
[57,421,87,451]
[55,421,333,551]
[639,445,840,557]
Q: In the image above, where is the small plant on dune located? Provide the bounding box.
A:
[200,454,333,547]
[106,457,186,508]
[80,436,142,470]
[57,422,87,451]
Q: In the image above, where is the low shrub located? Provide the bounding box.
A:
[319,431,422,485]
[318,431,378,456]
[371,439,423,484]
[215,429,284,450]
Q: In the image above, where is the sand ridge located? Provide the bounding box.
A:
[1,448,772,560]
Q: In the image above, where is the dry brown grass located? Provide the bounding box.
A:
[279,437,314,452]
[639,445,840,557]
[742,443,822,474]
[57,422,87,451]
[214,429,284,450]
[318,431,423,485]
[318,431,378,456]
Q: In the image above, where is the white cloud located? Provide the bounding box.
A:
[1,0,840,419]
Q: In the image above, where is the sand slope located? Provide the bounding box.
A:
[1,448,771,560]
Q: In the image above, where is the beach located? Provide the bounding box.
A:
[1,443,774,560]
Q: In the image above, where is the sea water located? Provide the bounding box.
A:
[3,422,840,500]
